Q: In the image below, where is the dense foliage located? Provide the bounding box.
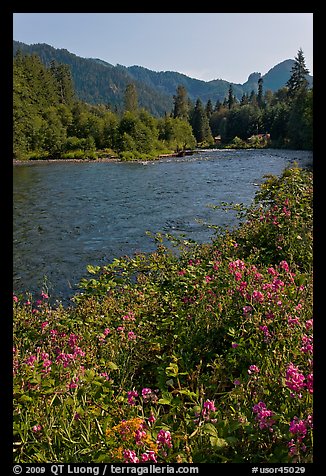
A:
[13,166,313,463]
[13,53,196,161]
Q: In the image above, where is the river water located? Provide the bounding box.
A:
[13,148,312,302]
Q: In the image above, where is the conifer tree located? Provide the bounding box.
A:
[50,61,75,105]
[124,83,138,112]
[286,48,310,97]
[191,98,213,144]
[205,99,214,119]
[257,77,264,108]
[173,85,189,120]
[227,84,236,110]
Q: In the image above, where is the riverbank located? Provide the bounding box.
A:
[13,150,197,166]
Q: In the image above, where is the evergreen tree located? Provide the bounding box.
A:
[173,85,189,120]
[249,90,258,107]
[205,99,214,119]
[50,61,75,105]
[257,77,264,109]
[124,83,138,112]
[191,98,213,144]
[227,84,236,110]
[286,48,310,97]
[240,93,249,106]
[287,88,312,149]
[214,99,222,112]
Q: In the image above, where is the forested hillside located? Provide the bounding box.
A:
[13,40,312,115]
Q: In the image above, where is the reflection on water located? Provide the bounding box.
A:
[13,149,312,302]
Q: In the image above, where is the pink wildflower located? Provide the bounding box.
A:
[203,399,216,412]
[13,294,18,302]
[301,335,313,353]
[127,331,137,340]
[122,311,136,321]
[127,390,138,405]
[123,449,139,463]
[289,417,307,441]
[248,365,260,375]
[243,305,252,315]
[148,413,156,423]
[26,355,37,367]
[68,377,79,389]
[156,429,172,449]
[135,428,147,445]
[141,451,157,462]
[32,424,42,433]
[287,315,300,327]
[100,372,110,380]
[252,401,275,431]
[267,267,278,276]
[306,373,313,394]
[305,319,313,330]
[265,311,274,320]
[279,260,290,272]
[252,290,264,303]
[141,387,152,402]
[286,363,305,396]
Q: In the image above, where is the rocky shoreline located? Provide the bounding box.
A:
[13,151,197,166]
[13,157,122,166]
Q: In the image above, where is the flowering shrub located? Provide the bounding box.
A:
[13,166,313,463]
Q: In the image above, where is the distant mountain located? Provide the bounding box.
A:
[13,40,313,116]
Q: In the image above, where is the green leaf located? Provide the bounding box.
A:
[209,436,228,448]
[107,361,119,370]
[202,422,218,437]
[165,362,179,377]
[178,389,198,400]
[19,395,33,403]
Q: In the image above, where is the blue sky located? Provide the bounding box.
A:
[13,13,313,84]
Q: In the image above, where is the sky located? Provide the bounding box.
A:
[13,13,313,84]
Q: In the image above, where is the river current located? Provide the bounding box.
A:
[13,148,312,302]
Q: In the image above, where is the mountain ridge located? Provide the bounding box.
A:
[13,40,313,116]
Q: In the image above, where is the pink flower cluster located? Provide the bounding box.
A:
[288,415,313,458]
[123,449,157,463]
[194,399,217,423]
[285,363,306,397]
[32,424,42,433]
[127,387,158,405]
[252,401,275,431]
[122,428,172,463]
[25,350,52,375]
[301,334,313,354]
[156,429,172,449]
[248,365,260,375]
[127,390,138,406]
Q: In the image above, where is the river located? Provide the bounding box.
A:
[13,148,312,303]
